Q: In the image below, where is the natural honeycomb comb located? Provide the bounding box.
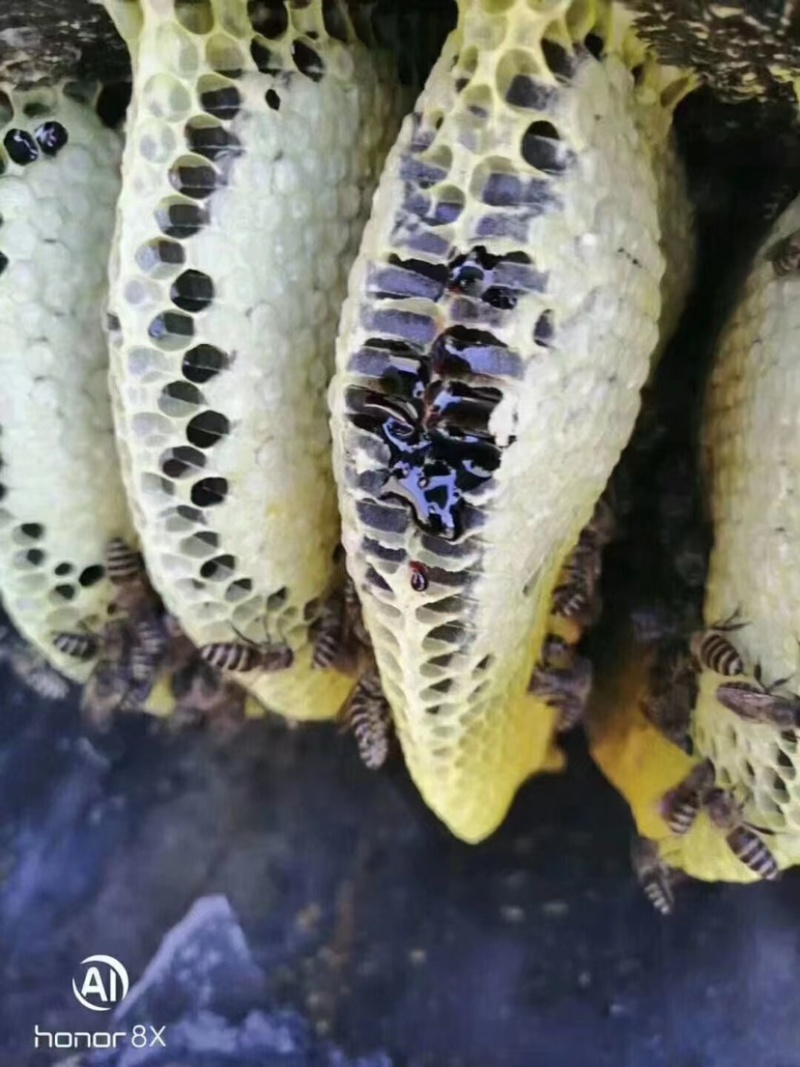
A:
[330,0,693,842]
[104,0,411,720]
[0,82,135,682]
[589,190,800,885]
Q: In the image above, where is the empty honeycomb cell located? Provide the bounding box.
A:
[17,548,45,568]
[155,196,209,239]
[141,472,176,498]
[34,121,68,156]
[226,577,252,601]
[200,554,236,580]
[142,73,192,120]
[181,343,230,382]
[54,562,73,576]
[533,308,554,346]
[184,116,242,162]
[168,155,217,199]
[250,38,282,75]
[78,565,104,587]
[190,477,228,508]
[52,583,76,601]
[175,0,214,36]
[4,129,38,165]
[170,268,214,312]
[149,310,195,348]
[158,380,204,415]
[206,34,246,77]
[136,238,186,276]
[155,20,201,77]
[197,74,241,119]
[265,89,281,110]
[520,120,570,174]
[179,531,217,558]
[160,445,206,478]
[139,120,177,164]
[292,39,325,81]
[247,0,289,39]
[186,410,230,448]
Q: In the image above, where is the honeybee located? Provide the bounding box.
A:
[769,227,800,276]
[200,624,293,673]
[129,615,169,687]
[640,640,698,750]
[52,630,100,661]
[344,575,370,650]
[341,666,392,770]
[659,759,715,835]
[631,835,675,916]
[715,677,800,728]
[170,653,246,733]
[584,493,617,549]
[528,634,593,732]
[689,610,746,676]
[629,603,681,646]
[81,658,141,731]
[551,553,598,621]
[106,537,144,585]
[705,788,779,880]
[311,589,347,670]
[5,642,70,701]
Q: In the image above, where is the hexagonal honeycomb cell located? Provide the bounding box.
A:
[105,0,411,720]
[0,82,136,681]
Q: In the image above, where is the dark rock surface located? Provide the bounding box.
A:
[2,659,800,1067]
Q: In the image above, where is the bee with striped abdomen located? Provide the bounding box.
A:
[52,630,100,662]
[640,640,698,751]
[551,559,597,622]
[659,759,715,836]
[129,615,169,687]
[631,836,675,916]
[106,537,144,586]
[690,610,746,676]
[200,623,294,674]
[769,227,800,276]
[528,634,593,733]
[341,666,393,770]
[4,640,70,701]
[715,677,800,728]
[705,788,779,880]
[312,595,344,670]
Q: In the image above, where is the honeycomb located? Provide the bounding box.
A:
[105,0,410,720]
[0,82,136,682]
[695,187,800,842]
[330,0,690,842]
[589,190,800,882]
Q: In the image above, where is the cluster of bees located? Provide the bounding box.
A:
[48,538,247,733]
[528,493,618,733]
[634,614,790,912]
[0,539,394,769]
[197,556,394,768]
